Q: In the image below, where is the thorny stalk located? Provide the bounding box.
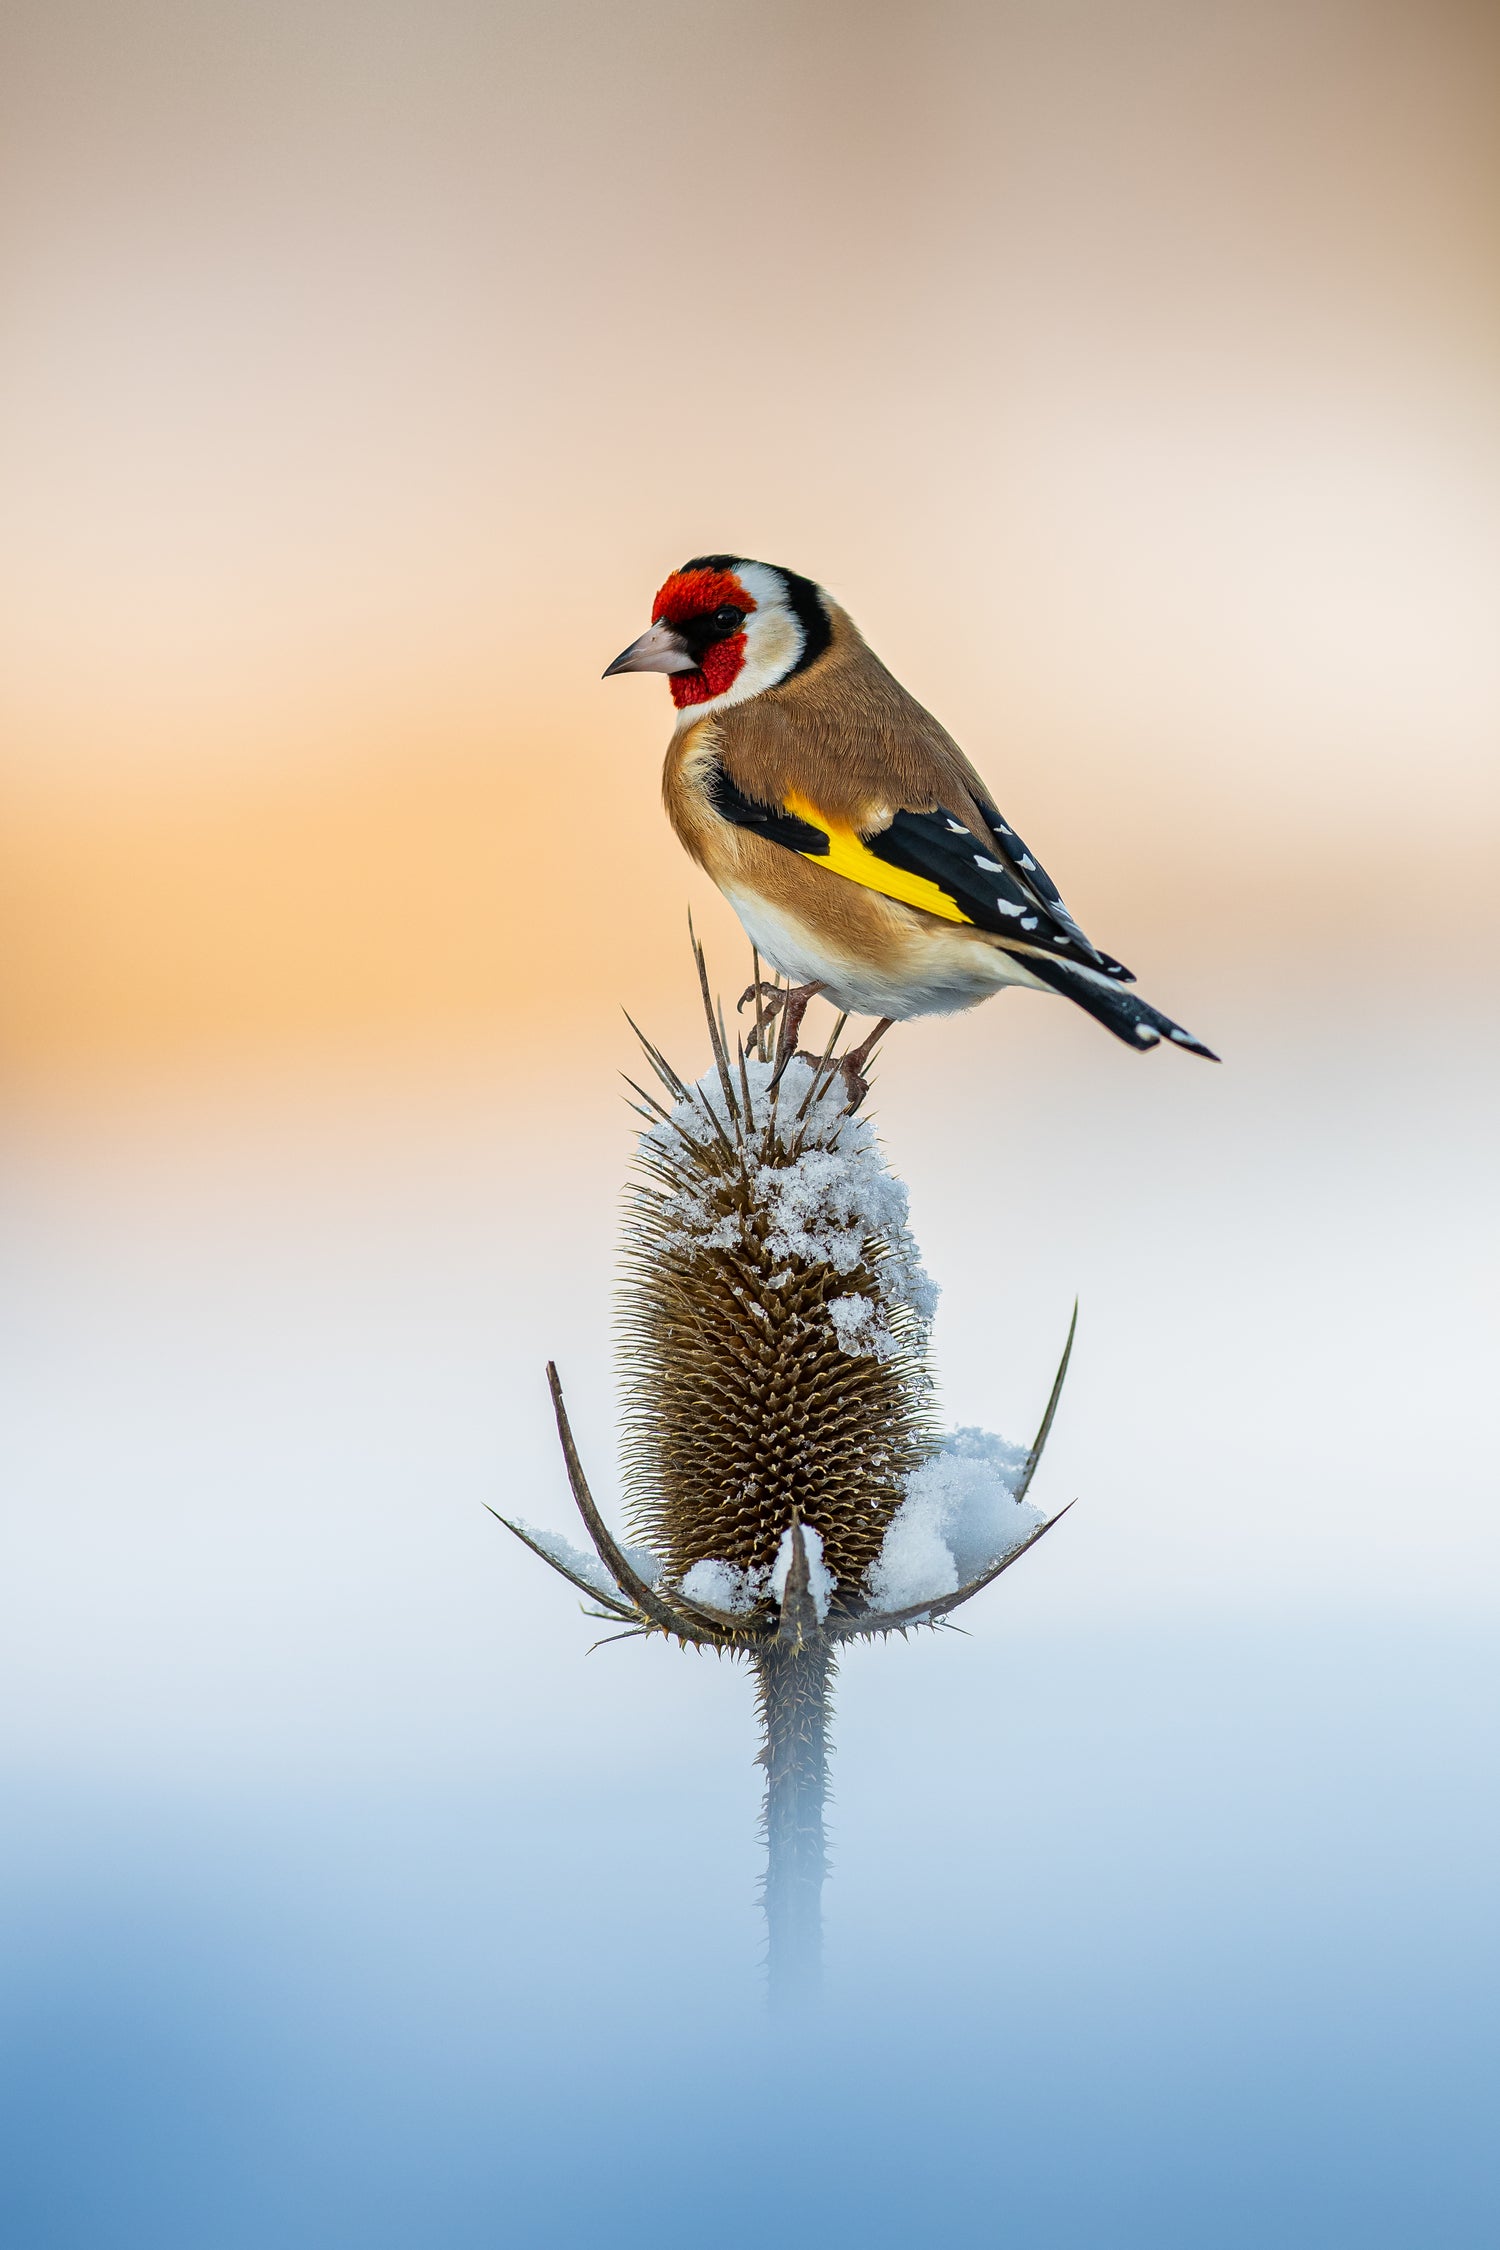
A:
[756,1637,833,2010]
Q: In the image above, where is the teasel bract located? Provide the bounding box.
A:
[495,941,1074,2008]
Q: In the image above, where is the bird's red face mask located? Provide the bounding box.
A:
[603,567,758,707]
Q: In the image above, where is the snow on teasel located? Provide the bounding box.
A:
[682,1522,837,1624]
[645,1052,937,1355]
[512,1520,663,1604]
[865,1428,1045,1612]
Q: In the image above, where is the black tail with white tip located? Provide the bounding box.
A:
[1023,954,1219,1059]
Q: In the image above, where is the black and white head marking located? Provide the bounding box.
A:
[671,555,833,724]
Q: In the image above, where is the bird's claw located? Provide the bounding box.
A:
[839,1057,871,1108]
[737,980,787,1019]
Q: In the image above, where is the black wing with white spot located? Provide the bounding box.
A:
[865,807,1134,980]
[974,798,1133,980]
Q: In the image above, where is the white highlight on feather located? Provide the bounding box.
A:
[974,855,1003,871]
[1133,1022,1160,1042]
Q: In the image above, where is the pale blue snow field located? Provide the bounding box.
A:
[2,982,1496,2249]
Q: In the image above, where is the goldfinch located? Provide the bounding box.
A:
[605,555,1217,1075]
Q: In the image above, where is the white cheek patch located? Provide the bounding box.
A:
[736,604,805,694]
[732,560,793,612]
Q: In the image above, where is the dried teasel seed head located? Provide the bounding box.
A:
[619,1037,939,1630]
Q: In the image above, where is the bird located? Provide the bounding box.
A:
[604,554,1217,1088]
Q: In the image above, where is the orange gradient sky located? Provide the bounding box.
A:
[3,0,1498,1100]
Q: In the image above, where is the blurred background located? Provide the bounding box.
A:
[2,2,1497,2243]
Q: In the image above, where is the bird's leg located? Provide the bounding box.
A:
[736,979,828,1075]
[769,982,825,1082]
[737,979,789,1066]
[838,1017,895,1107]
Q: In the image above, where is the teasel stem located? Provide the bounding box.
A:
[756,1643,832,2010]
[754,1519,832,2010]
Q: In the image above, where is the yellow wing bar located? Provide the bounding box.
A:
[782,789,974,928]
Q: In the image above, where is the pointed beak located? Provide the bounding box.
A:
[602,621,698,678]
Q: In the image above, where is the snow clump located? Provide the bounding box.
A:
[680,1557,762,1614]
[864,1426,1042,1612]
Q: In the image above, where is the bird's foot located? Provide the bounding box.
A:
[737,979,788,1022]
[737,980,826,1077]
[837,1018,895,1109]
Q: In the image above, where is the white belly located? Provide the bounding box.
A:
[722,887,1050,1021]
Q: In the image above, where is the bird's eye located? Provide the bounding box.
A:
[712,605,745,632]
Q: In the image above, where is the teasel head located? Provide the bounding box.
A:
[616,948,948,1631]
